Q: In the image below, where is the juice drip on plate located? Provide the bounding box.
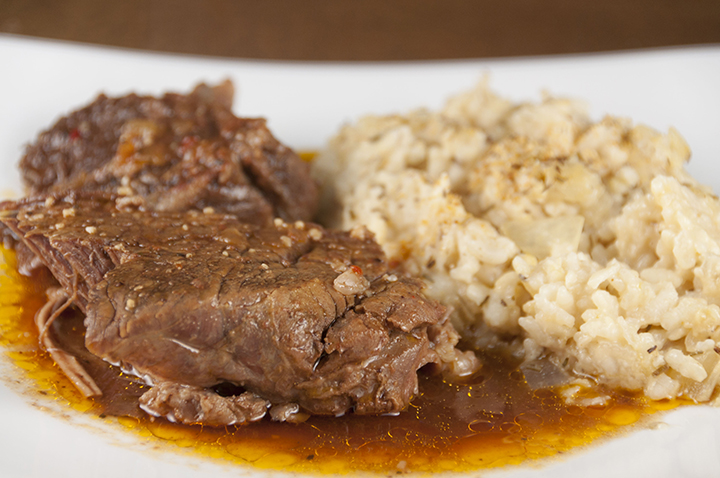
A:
[0,246,687,474]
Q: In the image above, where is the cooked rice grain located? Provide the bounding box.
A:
[313,80,720,402]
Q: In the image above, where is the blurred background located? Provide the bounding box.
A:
[1,0,719,61]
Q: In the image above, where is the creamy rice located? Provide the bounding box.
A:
[313,79,720,403]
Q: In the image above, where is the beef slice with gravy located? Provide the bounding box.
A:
[18,81,317,225]
[0,192,469,425]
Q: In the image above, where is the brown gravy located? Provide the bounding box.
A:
[0,247,685,474]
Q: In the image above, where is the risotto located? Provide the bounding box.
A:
[312,79,720,403]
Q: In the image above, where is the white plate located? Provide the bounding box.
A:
[1,35,719,478]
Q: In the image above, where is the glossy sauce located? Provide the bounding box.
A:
[0,247,686,474]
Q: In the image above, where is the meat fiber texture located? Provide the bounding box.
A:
[1,192,464,425]
[313,79,720,405]
[19,80,317,226]
[6,81,317,279]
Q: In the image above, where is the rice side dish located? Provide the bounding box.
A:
[313,80,720,403]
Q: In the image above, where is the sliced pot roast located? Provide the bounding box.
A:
[1,192,475,425]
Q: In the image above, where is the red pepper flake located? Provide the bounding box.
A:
[180,135,198,153]
[350,265,363,275]
[69,128,81,140]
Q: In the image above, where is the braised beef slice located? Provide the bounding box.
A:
[0,193,455,420]
[18,81,317,225]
